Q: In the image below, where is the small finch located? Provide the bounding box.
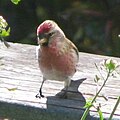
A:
[36,20,79,98]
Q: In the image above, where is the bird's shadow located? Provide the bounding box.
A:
[56,78,87,100]
[45,78,93,120]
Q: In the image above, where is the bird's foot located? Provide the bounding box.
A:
[35,89,44,98]
[35,93,44,98]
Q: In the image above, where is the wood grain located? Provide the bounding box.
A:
[0,42,120,120]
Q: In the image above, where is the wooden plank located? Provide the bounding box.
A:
[0,42,120,120]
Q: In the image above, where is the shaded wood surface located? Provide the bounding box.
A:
[0,42,120,120]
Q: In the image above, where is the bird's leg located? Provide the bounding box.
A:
[57,78,71,99]
[62,86,68,99]
[36,77,46,98]
[63,78,71,98]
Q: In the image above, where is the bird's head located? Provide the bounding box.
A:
[37,20,65,46]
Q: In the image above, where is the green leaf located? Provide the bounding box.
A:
[7,27,10,34]
[84,101,93,108]
[0,29,10,37]
[0,16,10,37]
[11,0,21,5]
[94,75,100,83]
[105,59,117,72]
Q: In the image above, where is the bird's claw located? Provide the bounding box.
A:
[35,93,40,98]
[35,89,44,98]
[35,93,44,98]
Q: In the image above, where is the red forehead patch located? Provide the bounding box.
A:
[37,22,52,34]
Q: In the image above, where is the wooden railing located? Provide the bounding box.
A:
[0,42,120,120]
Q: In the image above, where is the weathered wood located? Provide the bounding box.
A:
[0,42,120,120]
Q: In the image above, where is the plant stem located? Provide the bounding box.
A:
[0,37,10,47]
[80,71,110,120]
[109,96,120,120]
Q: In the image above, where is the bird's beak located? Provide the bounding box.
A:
[37,34,49,46]
[38,38,48,46]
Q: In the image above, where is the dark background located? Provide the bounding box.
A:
[0,0,120,57]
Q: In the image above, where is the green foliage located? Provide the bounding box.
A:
[100,59,120,73]
[0,16,10,37]
[0,0,21,47]
[81,59,120,120]
[84,98,93,109]
[105,60,117,72]
[11,0,21,5]
[0,16,10,47]
[0,27,10,37]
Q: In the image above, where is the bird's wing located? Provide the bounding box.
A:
[65,38,79,63]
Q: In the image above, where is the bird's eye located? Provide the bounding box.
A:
[48,32,54,37]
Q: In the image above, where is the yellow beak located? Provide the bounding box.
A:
[38,38,48,46]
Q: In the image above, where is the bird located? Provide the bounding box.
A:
[36,20,79,98]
